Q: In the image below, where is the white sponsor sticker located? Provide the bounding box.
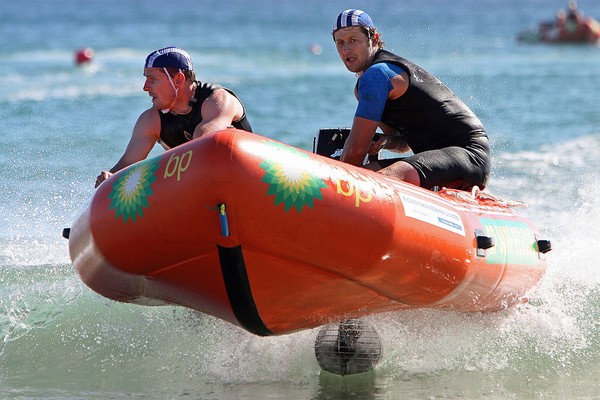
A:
[400,194,465,236]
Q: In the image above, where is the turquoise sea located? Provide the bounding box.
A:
[1,0,599,398]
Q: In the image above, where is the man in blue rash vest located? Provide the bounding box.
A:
[95,46,252,188]
[332,10,490,190]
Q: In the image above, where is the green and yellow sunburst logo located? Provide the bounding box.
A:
[108,158,161,222]
[259,142,327,212]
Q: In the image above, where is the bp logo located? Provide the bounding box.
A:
[108,158,161,222]
[260,142,327,212]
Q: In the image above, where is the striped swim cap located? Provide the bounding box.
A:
[144,46,193,71]
[333,9,375,33]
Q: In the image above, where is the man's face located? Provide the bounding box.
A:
[143,68,175,110]
[333,26,375,73]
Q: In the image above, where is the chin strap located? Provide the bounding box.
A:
[160,67,180,114]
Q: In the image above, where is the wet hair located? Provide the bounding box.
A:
[365,27,385,49]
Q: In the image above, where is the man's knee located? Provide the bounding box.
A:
[379,161,420,186]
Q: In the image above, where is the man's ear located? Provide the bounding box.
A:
[372,32,380,47]
[175,71,186,86]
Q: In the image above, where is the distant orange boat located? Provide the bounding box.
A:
[66,129,551,336]
[519,14,600,44]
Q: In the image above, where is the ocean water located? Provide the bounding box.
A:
[1,0,599,398]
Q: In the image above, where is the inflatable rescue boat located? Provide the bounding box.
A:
[65,129,551,336]
[518,16,600,44]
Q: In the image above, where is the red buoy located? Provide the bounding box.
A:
[75,48,94,65]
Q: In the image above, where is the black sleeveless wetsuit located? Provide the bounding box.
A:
[158,81,252,149]
[366,50,490,190]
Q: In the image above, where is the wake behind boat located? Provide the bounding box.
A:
[64,129,551,338]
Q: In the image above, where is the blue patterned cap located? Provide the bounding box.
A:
[144,46,193,71]
[333,9,375,33]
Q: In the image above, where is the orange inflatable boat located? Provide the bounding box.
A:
[66,129,551,336]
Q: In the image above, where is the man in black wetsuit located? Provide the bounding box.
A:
[95,46,252,188]
[332,10,490,190]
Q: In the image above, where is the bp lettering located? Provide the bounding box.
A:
[164,150,193,181]
[337,179,373,207]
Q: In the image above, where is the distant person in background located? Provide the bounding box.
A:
[565,0,584,30]
[95,46,252,188]
[555,9,567,29]
[332,10,490,190]
[553,0,593,41]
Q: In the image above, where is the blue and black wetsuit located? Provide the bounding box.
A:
[158,81,252,149]
[356,50,490,190]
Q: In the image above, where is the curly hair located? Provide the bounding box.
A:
[365,27,385,49]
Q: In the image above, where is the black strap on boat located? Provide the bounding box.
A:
[217,245,272,336]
